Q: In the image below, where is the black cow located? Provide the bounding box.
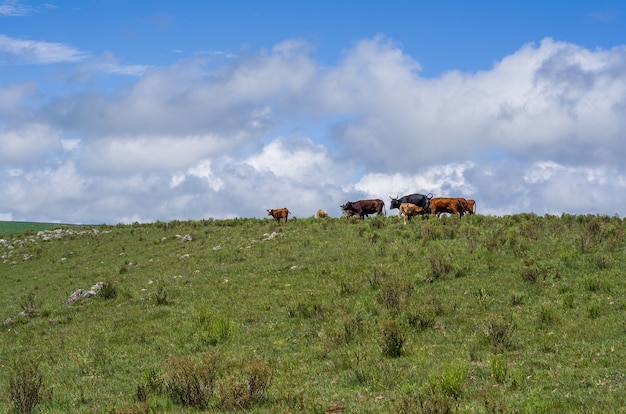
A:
[341,199,386,220]
[389,193,433,217]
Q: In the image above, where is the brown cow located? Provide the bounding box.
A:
[399,203,424,224]
[455,198,476,215]
[317,209,329,218]
[465,199,476,214]
[341,199,385,220]
[428,197,464,218]
[267,208,290,223]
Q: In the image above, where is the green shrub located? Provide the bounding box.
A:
[379,319,406,357]
[154,285,170,305]
[7,357,44,414]
[435,363,468,399]
[428,255,455,280]
[484,316,518,352]
[378,278,413,314]
[98,280,117,300]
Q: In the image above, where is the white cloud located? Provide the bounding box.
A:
[245,137,339,186]
[2,36,626,222]
[0,81,36,114]
[0,34,90,64]
[82,134,232,174]
[0,0,32,16]
[0,124,62,164]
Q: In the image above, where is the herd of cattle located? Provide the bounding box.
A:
[267,193,476,224]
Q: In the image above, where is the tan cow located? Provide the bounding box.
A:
[267,208,290,223]
[316,209,329,218]
[399,203,424,224]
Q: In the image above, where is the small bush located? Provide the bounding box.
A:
[218,359,272,410]
[245,358,272,402]
[404,308,435,331]
[484,317,518,352]
[98,280,117,300]
[340,315,365,344]
[154,286,170,305]
[379,319,405,357]
[378,278,413,314]
[522,265,546,283]
[428,255,455,280]
[510,292,524,306]
[20,293,39,317]
[163,353,220,409]
[7,357,44,414]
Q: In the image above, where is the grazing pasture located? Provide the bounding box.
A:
[1,214,625,412]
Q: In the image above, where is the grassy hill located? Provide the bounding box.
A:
[1,214,625,413]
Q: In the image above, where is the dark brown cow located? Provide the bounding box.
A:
[267,208,290,223]
[399,203,424,224]
[341,199,386,220]
[428,197,464,218]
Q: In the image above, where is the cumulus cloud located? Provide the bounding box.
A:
[0,124,63,164]
[2,35,626,223]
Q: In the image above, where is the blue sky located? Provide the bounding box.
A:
[1,0,626,223]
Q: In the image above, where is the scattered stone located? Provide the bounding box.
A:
[67,282,103,304]
[262,232,282,241]
[181,234,193,242]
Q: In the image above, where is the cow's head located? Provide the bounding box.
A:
[266,209,274,216]
[389,195,400,210]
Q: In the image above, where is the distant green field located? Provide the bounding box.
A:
[0,221,64,235]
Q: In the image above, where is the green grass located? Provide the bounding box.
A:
[0,221,67,236]
[0,214,625,413]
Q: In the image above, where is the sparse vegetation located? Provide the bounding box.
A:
[1,214,625,412]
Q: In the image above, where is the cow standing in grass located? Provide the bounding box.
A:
[340,199,385,220]
[389,193,432,217]
[317,209,329,218]
[267,208,290,223]
[399,203,424,224]
[428,198,464,218]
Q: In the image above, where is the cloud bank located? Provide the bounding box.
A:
[1,36,626,223]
